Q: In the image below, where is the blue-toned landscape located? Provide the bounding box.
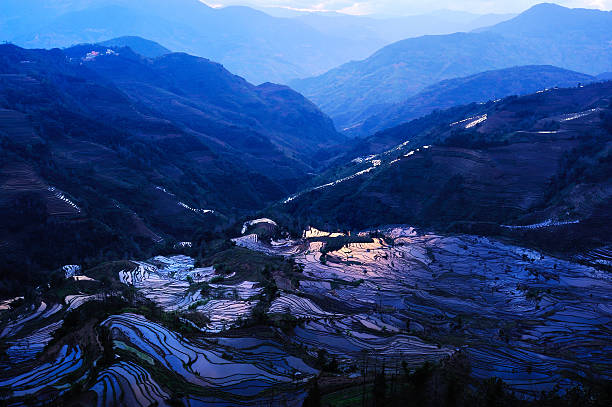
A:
[0,1,611,406]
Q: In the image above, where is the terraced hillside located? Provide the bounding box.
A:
[0,44,341,287]
[347,65,596,137]
[0,225,609,405]
[277,81,612,253]
[0,12,610,406]
[235,228,612,394]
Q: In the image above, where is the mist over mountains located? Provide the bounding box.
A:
[292,3,612,130]
[283,9,515,45]
[0,0,516,84]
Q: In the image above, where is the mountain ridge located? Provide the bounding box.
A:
[97,36,171,58]
[291,3,612,130]
[347,65,596,137]
[0,0,380,84]
[0,43,340,272]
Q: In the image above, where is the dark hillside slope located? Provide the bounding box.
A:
[63,46,340,166]
[276,82,612,253]
[0,44,338,284]
[350,65,595,137]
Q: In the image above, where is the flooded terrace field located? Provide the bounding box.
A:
[0,226,610,405]
[235,226,612,395]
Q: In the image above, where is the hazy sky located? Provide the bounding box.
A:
[202,0,612,15]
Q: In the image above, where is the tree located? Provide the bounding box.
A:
[302,380,321,407]
[410,362,433,406]
[373,366,387,406]
[3,192,48,232]
[481,378,506,407]
[98,325,115,365]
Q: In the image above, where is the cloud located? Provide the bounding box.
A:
[201,0,612,14]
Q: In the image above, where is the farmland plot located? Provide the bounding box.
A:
[1,227,609,404]
[244,226,612,395]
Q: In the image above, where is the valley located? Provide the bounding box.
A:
[277,81,612,256]
[1,46,611,404]
[0,43,342,288]
[0,2,611,406]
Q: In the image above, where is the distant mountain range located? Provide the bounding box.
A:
[0,0,513,85]
[0,0,373,84]
[289,10,515,46]
[291,3,612,131]
[347,65,596,137]
[0,43,340,269]
[1,2,611,273]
